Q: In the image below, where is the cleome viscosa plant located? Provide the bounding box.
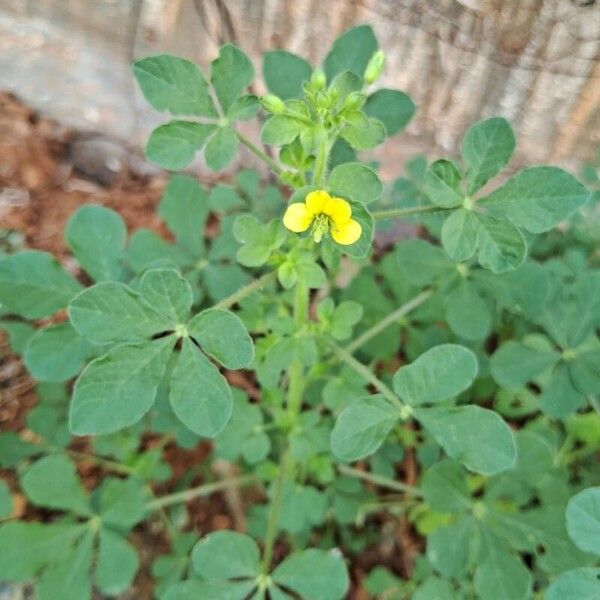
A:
[0,24,599,600]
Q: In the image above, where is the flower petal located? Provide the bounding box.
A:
[324,197,352,225]
[331,219,362,245]
[283,202,313,232]
[305,190,330,216]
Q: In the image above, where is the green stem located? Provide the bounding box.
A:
[312,136,330,187]
[371,205,449,220]
[345,289,432,355]
[588,395,600,417]
[63,449,133,475]
[338,465,422,496]
[237,132,284,176]
[326,339,406,413]
[261,281,309,573]
[260,449,291,574]
[215,271,277,310]
[146,475,256,510]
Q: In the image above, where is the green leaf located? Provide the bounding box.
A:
[340,112,385,150]
[329,162,383,206]
[261,115,305,145]
[481,166,589,233]
[427,516,475,577]
[324,25,378,81]
[364,89,415,136]
[272,549,349,600]
[0,320,35,354]
[205,127,238,171]
[263,50,312,100]
[490,340,559,388]
[227,94,260,122]
[96,528,139,595]
[0,521,86,581]
[97,477,147,528]
[187,308,254,369]
[441,208,479,261]
[393,344,478,406]
[133,55,216,116]
[146,121,216,170]
[396,239,452,286]
[474,541,532,600]
[546,568,600,600]
[421,459,472,513]
[461,117,516,194]
[126,229,188,273]
[0,250,82,319]
[331,395,399,461]
[566,487,600,555]
[24,322,90,382]
[69,282,169,345]
[415,405,516,475]
[21,454,90,515]
[0,480,13,518]
[35,530,93,600]
[211,44,254,113]
[66,205,126,282]
[70,336,175,435]
[445,283,491,341]
[476,214,526,273]
[215,392,270,464]
[165,580,255,600]
[140,269,193,324]
[192,530,260,580]
[424,160,463,208]
[159,174,210,256]
[540,363,586,418]
[169,337,232,437]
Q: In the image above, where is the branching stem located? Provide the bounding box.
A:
[237,131,284,176]
[371,205,449,220]
[338,465,422,496]
[215,271,277,310]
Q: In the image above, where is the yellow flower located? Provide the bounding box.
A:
[283,190,362,246]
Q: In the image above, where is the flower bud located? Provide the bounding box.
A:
[260,94,285,114]
[311,69,327,91]
[364,50,385,84]
[344,91,366,111]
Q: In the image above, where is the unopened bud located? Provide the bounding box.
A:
[364,50,385,84]
[260,94,285,114]
[311,69,326,91]
[344,91,366,111]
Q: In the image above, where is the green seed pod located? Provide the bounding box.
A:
[344,91,366,111]
[260,94,285,114]
[364,49,385,84]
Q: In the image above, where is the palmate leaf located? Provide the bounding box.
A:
[140,269,193,325]
[169,337,233,437]
[0,250,82,319]
[146,121,216,170]
[211,44,254,114]
[330,395,398,461]
[324,24,378,81]
[364,89,415,137]
[70,336,176,435]
[133,55,217,117]
[96,528,139,596]
[65,205,126,282]
[393,344,478,406]
[263,50,312,100]
[329,162,383,206]
[566,487,600,555]
[415,405,516,475]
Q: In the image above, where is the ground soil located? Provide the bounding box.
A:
[0,93,422,599]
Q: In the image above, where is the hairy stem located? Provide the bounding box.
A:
[326,340,406,412]
[338,464,422,496]
[237,132,284,176]
[312,137,330,188]
[146,475,256,510]
[261,281,309,573]
[215,271,277,310]
[371,205,449,220]
[345,289,432,355]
